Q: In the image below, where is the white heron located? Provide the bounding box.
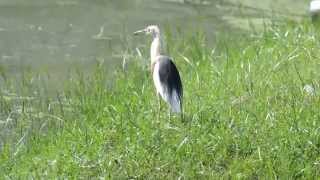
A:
[134,25,183,119]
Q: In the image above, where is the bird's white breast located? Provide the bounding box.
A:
[153,61,169,103]
[310,0,320,13]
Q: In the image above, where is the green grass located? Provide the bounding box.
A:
[1,19,320,178]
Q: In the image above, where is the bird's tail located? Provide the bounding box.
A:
[169,90,182,113]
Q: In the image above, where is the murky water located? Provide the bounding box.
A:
[0,0,308,80]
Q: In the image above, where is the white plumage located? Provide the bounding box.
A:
[153,61,168,101]
[310,0,320,14]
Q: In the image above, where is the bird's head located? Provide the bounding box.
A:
[134,25,160,38]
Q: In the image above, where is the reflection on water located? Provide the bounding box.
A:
[0,0,308,79]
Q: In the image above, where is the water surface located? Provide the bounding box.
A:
[0,0,308,81]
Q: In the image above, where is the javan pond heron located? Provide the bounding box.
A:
[134,25,183,120]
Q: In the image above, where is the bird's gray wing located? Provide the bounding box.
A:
[157,56,183,100]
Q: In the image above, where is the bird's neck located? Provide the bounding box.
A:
[150,36,161,63]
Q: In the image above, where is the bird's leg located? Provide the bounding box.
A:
[156,93,162,153]
[180,104,184,122]
[157,93,161,122]
[180,112,184,122]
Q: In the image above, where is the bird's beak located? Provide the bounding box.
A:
[133,29,146,35]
